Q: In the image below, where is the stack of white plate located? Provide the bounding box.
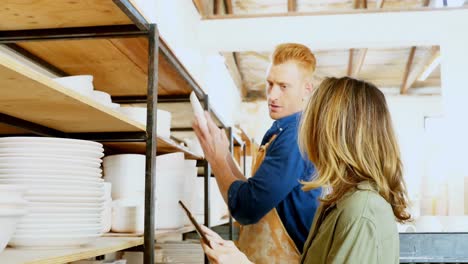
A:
[0,185,27,253]
[53,75,120,110]
[0,137,105,248]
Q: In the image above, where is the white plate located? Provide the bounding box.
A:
[0,137,102,148]
[15,226,102,235]
[25,195,106,203]
[9,234,101,248]
[19,218,102,225]
[0,143,103,154]
[0,147,104,159]
[0,157,101,169]
[0,174,104,184]
[28,201,104,208]
[26,189,104,198]
[0,174,102,183]
[0,153,102,164]
[0,168,102,178]
[18,184,103,193]
[18,223,101,229]
[28,206,103,214]
[0,178,104,188]
[21,212,102,220]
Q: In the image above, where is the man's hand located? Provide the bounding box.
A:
[192,111,230,167]
[200,225,253,264]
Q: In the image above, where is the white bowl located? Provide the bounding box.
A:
[111,198,144,233]
[0,208,27,253]
[103,154,145,200]
[109,103,120,109]
[156,152,185,170]
[183,138,204,157]
[53,75,94,96]
[91,90,112,105]
[118,107,172,138]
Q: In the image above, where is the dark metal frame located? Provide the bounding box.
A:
[0,1,167,264]
[0,1,242,263]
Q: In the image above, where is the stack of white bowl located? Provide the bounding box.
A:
[0,185,27,253]
[53,75,120,109]
[185,174,228,225]
[0,137,105,248]
[103,152,197,232]
[155,153,196,229]
[118,107,172,138]
[103,154,145,233]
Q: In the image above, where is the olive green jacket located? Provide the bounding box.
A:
[300,181,399,264]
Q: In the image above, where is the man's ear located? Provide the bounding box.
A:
[304,81,313,97]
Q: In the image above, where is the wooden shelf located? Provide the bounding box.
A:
[102,225,197,239]
[0,51,145,133]
[0,51,201,159]
[15,37,195,97]
[0,1,139,31]
[0,237,143,264]
[105,137,202,160]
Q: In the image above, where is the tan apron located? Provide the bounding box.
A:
[237,135,301,264]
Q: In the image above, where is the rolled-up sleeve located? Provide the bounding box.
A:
[227,128,307,225]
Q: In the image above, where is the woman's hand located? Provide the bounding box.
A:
[192,111,230,166]
[199,225,253,264]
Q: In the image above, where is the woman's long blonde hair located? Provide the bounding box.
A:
[299,77,410,222]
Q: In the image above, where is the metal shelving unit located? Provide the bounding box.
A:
[0,1,231,263]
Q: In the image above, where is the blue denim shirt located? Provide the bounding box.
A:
[228,112,321,252]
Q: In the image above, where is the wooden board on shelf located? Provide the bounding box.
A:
[0,52,146,133]
[0,0,137,31]
[17,38,194,97]
[104,137,202,160]
[0,123,29,135]
[0,237,143,264]
[103,225,197,239]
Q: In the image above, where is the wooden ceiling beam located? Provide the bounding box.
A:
[288,0,297,12]
[347,48,367,78]
[347,0,367,78]
[222,52,247,98]
[353,0,361,9]
[400,47,417,94]
[192,0,214,17]
[400,0,432,94]
[224,0,233,14]
[376,0,385,8]
[347,48,354,76]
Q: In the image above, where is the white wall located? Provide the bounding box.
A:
[152,0,242,126]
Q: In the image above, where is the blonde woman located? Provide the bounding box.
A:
[199,77,411,264]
